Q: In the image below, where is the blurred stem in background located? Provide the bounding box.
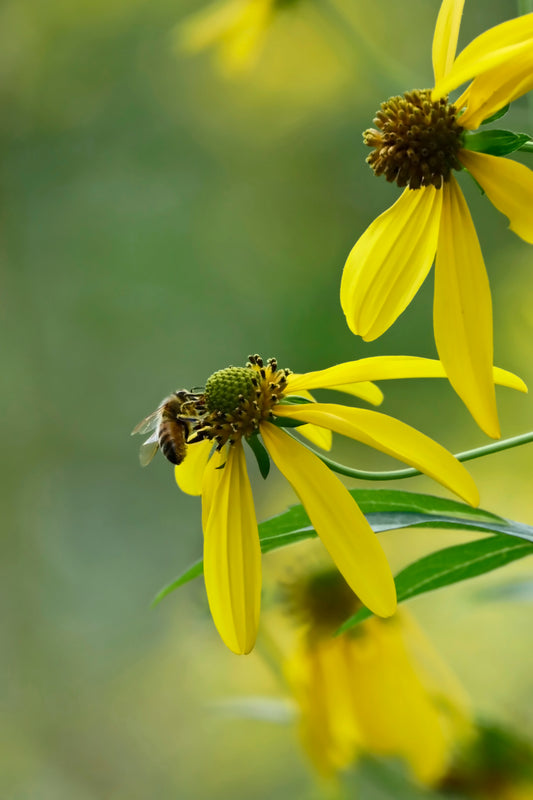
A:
[323,0,420,91]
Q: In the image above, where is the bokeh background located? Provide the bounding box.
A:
[2,0,532,797]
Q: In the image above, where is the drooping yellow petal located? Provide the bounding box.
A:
[273,403,479,506]
[174,439,212,496]
[260,422,397,618]
[344,616,454,785]
[282,387,332,450]
[287,383,384,449]
[400,612,472,738]
[432,0,465,84]
[458,49,533,129]
[459,150,533,244]
[178,0,249,53]
[202,445,261,655]
[285,638,362,776]
[297,424,333,451]
[341,186,443,340]
[177,0,273,73]
[433,13,533,99]
[217,0,273,72]
[288,378,384,406]
[286,356,526,395]
[434,178,498,438]
[327,381,384,406]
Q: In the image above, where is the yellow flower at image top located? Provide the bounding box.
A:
[280,566,472,782]
[178,0,298,73]
[341,0,533,439]
[134,353,526,655]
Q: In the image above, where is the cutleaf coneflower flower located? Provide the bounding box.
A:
[135,354,525,654]
[341,0,533,439]
[282,566,472,780]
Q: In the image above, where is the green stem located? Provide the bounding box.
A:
[518,140,533,153]
[322,0,419,91]
[305,431,533,482]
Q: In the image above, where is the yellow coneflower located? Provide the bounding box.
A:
[145,353,525,654]
[280,565,472,781]
[341,0,533,439]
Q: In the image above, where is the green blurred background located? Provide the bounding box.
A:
[2,0,532,797]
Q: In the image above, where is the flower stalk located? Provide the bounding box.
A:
[306,430,533,482]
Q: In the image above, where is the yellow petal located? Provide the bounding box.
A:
[260,422,397,617]
[433,13,533,99]
[286,356,526,395]
[459,150,533,244]
[177,0,248,53]
[174,439,212,496]
[327,381,384,406]
[432,0,465,83]
[344,617,453,784]
[400,611,472,735]
[217,0,272,72]
[282,387,332,450]
[458,49,533,129]
[273,403,479,506]
[202,445,261,655]
[285,638,362,776]
[297,424,333,451]
[288,378,384,406]
[434,178,498,438]
[341,186,442,340]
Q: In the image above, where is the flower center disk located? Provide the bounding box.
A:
[364,89,464,189]
[196,356,291,449]
[281,568,362,638]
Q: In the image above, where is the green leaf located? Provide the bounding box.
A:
[271,416,306,428]
[151,559,203,606]
[278,395,313,404]
[481,104,509,124]
[245,433,270,480]
[271,396,312,428]
[338,535,533,633]
[463,129,530,156]
[518,139,533,153]
[257,489,503,542]
[152,489,533,605]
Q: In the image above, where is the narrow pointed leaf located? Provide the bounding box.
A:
[338,535,533,633]
[462,130,530,156]
[481,104,509,124]
[245,433,270,479]
[152,489,533,603]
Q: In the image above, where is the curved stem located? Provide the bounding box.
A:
[323,0,419,91]
[303,431,533,482]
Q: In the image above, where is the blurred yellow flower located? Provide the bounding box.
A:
[439,722,533,799]
[177,0,296,74]
[168,353,524,654]
[341,0,533,440]
[281,566,472,781]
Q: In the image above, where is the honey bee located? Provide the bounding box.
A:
[132,390,204,467]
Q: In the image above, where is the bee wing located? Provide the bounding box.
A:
[131,408,161,436]
[139,433,160,467]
